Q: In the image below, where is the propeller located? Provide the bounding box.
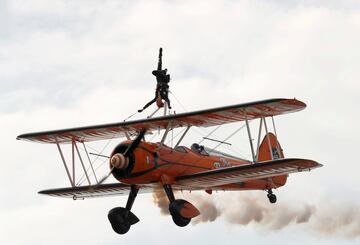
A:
[97,129,146,185]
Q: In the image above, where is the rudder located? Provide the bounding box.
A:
[257,132,287,188]
[257,133,284,162]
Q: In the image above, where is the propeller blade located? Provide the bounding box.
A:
[123,129,146,157]
[97,166,116,185]
[96,129,146,186]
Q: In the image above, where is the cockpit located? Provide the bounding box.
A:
[189,143,247,162]
[190,143,209,156]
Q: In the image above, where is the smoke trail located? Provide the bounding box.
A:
[220,194,317,230]
[152,190,170,215]
[152,191,360,239]
[190,195,220,224]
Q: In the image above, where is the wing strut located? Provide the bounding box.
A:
[175,126,191,148]
[74,141,91,185]
[55,138,102,187]
[263,117,274,160]
[56,139,75,187]
[255,117,263,161]
[72,139,75,185]
[271,116,282,159]
[161,120,173,145]
[245,114,256,163]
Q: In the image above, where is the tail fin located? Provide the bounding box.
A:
[257,133,284,162]
[258,133,287,188]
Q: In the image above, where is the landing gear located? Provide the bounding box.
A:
[108,185,140,234]
[267,189,277,204]
[169,200,192,227]
[163,184,200,227]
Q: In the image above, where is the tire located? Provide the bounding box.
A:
[269,194,277,204]
[172,213,191,227]
[110,220,131,234]
[108,207,131,234]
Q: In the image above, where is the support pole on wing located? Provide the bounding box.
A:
[72,139,75,186]
[263,117,274,160]
[161,120,173,145]
[255,117,263,161]
[74,141,91,185]
[55,138,75,187]
[175,126,191,148]
[271,116,282,158]
[245,113,256,163]
[164,100,168,116]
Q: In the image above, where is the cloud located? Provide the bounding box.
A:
[1,0,359,244]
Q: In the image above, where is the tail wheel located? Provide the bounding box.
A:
[267,193,277,204]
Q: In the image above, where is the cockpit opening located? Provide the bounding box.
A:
[191,143,209,156]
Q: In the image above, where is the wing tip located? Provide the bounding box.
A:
[285,98,307,109]
[16,134,24,140]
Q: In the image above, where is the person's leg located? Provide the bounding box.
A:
[162,91,171,109]
[138,97,157,112]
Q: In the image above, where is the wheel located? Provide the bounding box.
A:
[168,199,198,227]
[108,207,132,234]
[110,220,131,234]
[171,212,191,227]
[268,194,277,204]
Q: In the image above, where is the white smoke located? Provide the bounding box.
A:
[153,191,360,239]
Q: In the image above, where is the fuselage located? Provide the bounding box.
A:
[111,140,287,191]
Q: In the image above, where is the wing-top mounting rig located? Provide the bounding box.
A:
[17,48,322,235]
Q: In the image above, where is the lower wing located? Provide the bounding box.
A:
[39,158,321,199]
[175,158,322,188]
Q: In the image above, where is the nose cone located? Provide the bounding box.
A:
[110,153,129,169]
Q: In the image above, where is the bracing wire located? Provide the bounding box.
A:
[76,110,139,186]
[207,123,248,154]
[169,90,250,159]
[123,111,138,121]
[76,138,115,186]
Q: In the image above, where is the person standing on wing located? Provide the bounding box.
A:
[138,48,171,113]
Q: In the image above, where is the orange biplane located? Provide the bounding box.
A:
[17,50,322,235]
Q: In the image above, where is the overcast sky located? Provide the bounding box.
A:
[1,0,359,244]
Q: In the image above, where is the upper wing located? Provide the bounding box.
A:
[175,158,322,188]
[17,98,305,144]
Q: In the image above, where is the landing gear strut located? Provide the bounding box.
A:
[267,189,277,204]
[163,184,200,227]
[108,185,140,234]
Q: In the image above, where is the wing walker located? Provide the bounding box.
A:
[17,48,322,235]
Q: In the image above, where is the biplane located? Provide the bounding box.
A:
[17,50,322,235]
